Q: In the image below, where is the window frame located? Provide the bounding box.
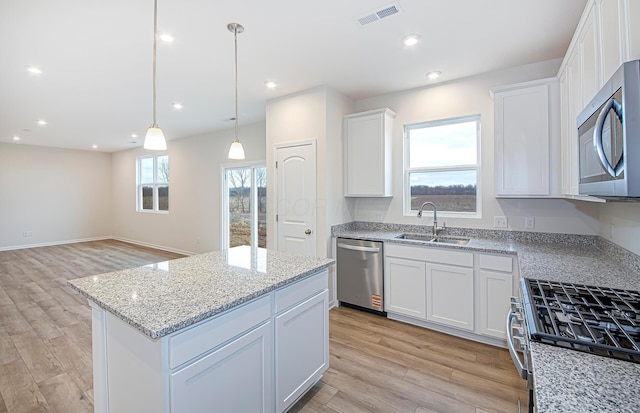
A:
[221,161,267,249]
[136,153,170,214]
[403,114,482,218]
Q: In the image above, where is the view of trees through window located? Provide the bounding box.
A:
[226,166,266,248]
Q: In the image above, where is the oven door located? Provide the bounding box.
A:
[507,299,534,413]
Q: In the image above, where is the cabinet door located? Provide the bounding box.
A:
[579,3,600,106]
[276,290,329,413]
[426,263,474,331]
[478,270,513,339]
[494,84,550,196]
[170,322,273,413]
[385,257,426,319]
[628,0,640,61]
[567,49,582,196]
[344,109,394,197]
[598,0,625,82]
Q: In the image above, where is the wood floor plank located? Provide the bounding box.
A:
[37,373,92,413]
[11,331,64,384]
[0,359,50,412]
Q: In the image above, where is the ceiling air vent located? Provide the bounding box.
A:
[357,2,402,26]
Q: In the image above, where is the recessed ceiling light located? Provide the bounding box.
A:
[37,120,47,126]
[131,133,138,138]
[402,34,421,46]
[172,102,183,110]
[12,136,20,141]
[160,34,174,42]
[92,144,98,149]
[426,71,442,80]
[265,80,277,89]
[26,66,43,75]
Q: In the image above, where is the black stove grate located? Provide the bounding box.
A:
[521,278,640,363]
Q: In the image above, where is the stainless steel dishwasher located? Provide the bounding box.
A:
[336,238,384,314]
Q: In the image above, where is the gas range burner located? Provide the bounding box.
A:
[521,278,640,363]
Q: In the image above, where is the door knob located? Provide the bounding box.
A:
[305,229,312,235]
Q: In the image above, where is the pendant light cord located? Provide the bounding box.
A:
[152,0,158,127]
[234,27,239,142]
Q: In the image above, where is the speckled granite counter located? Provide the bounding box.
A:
[332,222,640,413]
[68,246,334,339]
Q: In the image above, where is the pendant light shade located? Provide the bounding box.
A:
[228,23,245,160]
[144,0,167,151]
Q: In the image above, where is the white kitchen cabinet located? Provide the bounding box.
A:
[597,0,626,82]
[90,270,329,413]
[426,263,474,331]
[343,108,395,197]
[385,257,426,318]
[627,0,640,61]
[492,79,558,197]
[579,3,600,106]
[384,243,516,346]
[477,254,515,339]
[170,322,273,413]
[275,290,329,413]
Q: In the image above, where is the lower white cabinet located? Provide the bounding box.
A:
[275,290,329,413]
[478,270,513,339]
[170,322,273,413]
[426,263,474,331]
[384,243,516,345]
[90,270,329,413]
[385,257,426,318]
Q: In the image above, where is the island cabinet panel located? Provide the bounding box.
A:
[275,290,329,413]
[170,322,273,413]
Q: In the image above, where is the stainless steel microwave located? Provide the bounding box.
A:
[577,59,640,198]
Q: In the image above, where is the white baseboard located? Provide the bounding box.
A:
[0,236,112,252]
[111,237,197,256]
[0,236,197,256]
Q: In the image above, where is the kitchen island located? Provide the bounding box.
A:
[68,246,334,413]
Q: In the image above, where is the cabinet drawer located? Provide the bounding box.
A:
[385,243,473,267]
[275,270,327,313]
[479,254,513,273]
[169,295,271,369]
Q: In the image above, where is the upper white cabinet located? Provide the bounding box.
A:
[492,78,559,197]
[558,0,638,200]
[344,108,395,197]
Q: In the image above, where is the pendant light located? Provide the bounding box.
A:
[144,0,167,150]
[227,23,245,160]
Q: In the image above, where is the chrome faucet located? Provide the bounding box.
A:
[417,201,443,237]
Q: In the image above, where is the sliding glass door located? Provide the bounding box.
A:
[223,164,266,248]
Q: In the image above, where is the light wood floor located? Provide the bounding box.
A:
[0,241,527,413]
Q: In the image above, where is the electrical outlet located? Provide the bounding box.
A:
[376,211,383,221]
[609,223,615,240]
[524,217,535,229]
[494,216,508,228]
[22,231,33,237]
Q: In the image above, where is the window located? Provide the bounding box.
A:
[223,164,266,248]
[137,154,169,212]
[404,115,480,216]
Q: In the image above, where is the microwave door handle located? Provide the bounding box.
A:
[593,98,624,177]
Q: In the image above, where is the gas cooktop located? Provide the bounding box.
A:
[521,278,640,363]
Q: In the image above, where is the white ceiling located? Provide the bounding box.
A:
[0,0,587,152]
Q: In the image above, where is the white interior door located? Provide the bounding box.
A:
[276,141,316,257]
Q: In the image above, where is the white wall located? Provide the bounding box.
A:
[350,59,600,235]
[598,203,640,255]
[111,122,266,254]
[265,86,353,258]
[0,143,112,249]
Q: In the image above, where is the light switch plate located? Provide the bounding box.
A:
[494,216,508,228]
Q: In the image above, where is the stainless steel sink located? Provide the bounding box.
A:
[395,233,470,245]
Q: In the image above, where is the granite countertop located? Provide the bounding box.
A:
[68,246,334,339]
[332,222,640,413]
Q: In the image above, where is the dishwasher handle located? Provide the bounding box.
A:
[337,243,381,253]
